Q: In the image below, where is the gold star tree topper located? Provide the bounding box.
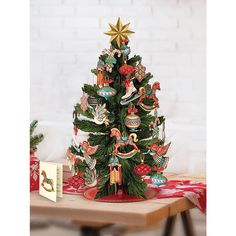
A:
[104,18,134,48]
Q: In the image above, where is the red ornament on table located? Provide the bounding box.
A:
[68,173,85,189]
[30,150,39,191]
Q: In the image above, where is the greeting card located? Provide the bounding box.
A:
[39,161,63,202]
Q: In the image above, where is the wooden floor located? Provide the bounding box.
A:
[31,208,206,236]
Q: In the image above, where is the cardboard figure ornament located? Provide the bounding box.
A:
[92,104,110,126]
[97,78,117,100]
[110,128,140,159]
[149,109,161,138]
[119,63,140,105]
[151,171,168,187]
[149,142,171,157]
[80,92,87,112]
[97,70,105,88]
[137,82,160,111]
[120,79,141,105]
[124,103,141,131]
[66,135,98,187]
[134,62,146,83]
[119,63,134,79]
[149,142,171,187]
[133,154,151,180]
[68,172,85,189]
[109,156,122,186]
[87,96,101,108]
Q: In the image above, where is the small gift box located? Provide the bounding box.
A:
[30,151,39,191]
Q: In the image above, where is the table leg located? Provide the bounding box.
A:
[163,215,177,236]
[180,210,195,236]
[80,226,101,236]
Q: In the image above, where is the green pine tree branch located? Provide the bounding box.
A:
[74,119,108,133]
[74,103,94,119]
[82,84,100,98]
[30,120,44,152]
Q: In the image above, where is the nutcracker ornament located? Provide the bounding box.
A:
[110,128,140,159]
[125,103,141,131]
[138,82,160,111]
[109,156,122,186]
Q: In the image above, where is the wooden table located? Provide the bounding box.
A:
[30,173,205,236]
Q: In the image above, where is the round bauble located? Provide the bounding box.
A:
[68,175,85,189]
[87,96,101,107]
[125,113,141,131]
[134,163,151,177]
[97,85,117,100]
[151,172,167,187]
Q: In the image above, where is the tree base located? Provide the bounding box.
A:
[84,187,157,202]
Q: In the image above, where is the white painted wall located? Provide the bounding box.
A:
[30,0,206,173]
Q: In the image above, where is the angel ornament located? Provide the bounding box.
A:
[149,142,171,187]
[72,138,98,170]
[69,137,98,187]
[92,104,110,126]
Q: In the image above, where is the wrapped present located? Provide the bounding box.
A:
[30,152,39,191]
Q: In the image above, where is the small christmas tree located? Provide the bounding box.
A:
[67,18,171,199]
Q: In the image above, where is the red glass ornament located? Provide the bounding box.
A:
[68,175,85,189]
[119,64,134,76]
[134,163,151,177]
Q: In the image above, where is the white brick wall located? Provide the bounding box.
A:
[30,0,206,173]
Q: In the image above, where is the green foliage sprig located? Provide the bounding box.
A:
[30,120,44,152]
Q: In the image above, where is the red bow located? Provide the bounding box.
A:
[123,78,130,87]
[128,108,138,114]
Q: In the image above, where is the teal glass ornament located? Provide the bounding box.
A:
[151,172,167,187]
[97,84,116,100]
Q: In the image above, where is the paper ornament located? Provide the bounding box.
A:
[104,18,134,48]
